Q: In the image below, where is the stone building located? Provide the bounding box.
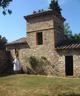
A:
[6,0,80,76]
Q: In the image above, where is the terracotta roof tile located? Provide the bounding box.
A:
[6,37,27,45]
[56,39,80,49]
[24,9,53,20]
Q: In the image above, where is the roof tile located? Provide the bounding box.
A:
[6,37,27,45]
[56,39,80,49]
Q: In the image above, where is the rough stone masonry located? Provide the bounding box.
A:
[6,0,80,77]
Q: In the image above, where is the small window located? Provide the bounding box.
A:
[36,32,43,45]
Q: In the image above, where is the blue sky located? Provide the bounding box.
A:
[0,0,80,42]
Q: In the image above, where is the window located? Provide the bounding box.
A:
[36,32,43,45]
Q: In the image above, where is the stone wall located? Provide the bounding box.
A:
[53,15,65,45]
[7,43,80,77]
[57,49,80,77]
[7,45,61,76]
[27,15,53,32]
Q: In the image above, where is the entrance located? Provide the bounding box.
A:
[65,56,73,76]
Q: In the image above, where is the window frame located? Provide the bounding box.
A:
[36,32,43,45]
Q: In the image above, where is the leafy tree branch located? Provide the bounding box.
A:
[0,0,12,15]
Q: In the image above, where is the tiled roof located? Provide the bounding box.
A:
[24,9,53,20]
[24,9,65,21]
[6,37,27,45]
[56,39,80,49]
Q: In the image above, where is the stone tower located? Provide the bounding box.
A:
[49,0,65,46]
[24,0,65,49]
[23,0,65,75]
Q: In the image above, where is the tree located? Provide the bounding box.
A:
[49,0,62,15]
[0,0,12,15]
[72,33,80,40]
[64,22,80,40]
[64,22,73,38]
[0,35,7,50]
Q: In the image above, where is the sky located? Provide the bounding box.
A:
[0,0,80,42]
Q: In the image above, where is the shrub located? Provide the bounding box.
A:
[28,56,54,75]
[29,56,45,75]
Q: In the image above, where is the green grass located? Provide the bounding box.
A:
[0,74,80,96]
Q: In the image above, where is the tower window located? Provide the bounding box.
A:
[36,32,43,45]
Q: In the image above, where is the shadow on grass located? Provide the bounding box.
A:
[0,73,14,77]
[58,93,80,96]
[0,71,25,77]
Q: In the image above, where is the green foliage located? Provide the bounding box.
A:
[64,22,73,38]
[49,0,61,15]
[0,0,12,15]
[29,56,39,70]
[29,56,46,75]
[0,50,13,75]
[72,33,80,40]
[28,56,54,75]
[64,22,80,40]
[0,35,7,50]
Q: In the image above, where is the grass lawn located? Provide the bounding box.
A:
[0,74,80,96]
